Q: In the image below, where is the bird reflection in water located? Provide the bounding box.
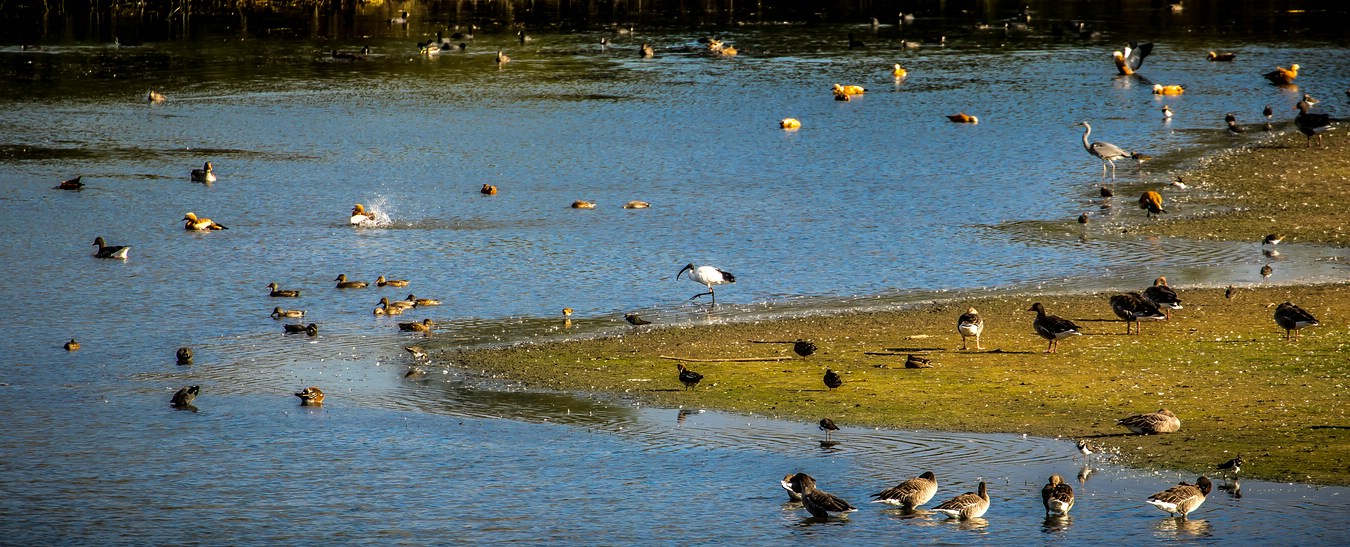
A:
[1219,480,1242,499]
[1042,514,1072,533]
[1077,465,1094,485]
[1153,517,1213,537]
[676,408,697,425]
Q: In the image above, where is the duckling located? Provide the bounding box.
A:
[946,113,979,124]
[266,283,301,297]
[182,212,227,231]
[376,275,410,287]
[146,90,166,103]
[398,318,436,332]
[406,294,441,307]
[1152,84,1185,95]
[295,386,324,405]
[480,184,498,195]
[623,200,651,209]
[271,306,305,318]
[334,274,369,289]
[92,236,130,259]
[190,161,216,183]
[350,203,377,225]
[64,338,80,351]
[56,176,84,190]
[779,118,802,130]
[283,323,319,336]
[571,200,596,209]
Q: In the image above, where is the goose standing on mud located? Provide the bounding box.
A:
[871,471,938,509]
[1110,292,1167,334]
[1143,276,1183,319]
[957,307,984,350]
[1118,408,1181,434]
[1273,301,1319,340]
[1028,303,1081,353]
[1146,476,1212,518]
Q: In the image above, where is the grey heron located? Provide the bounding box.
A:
[1077,121,1137,180]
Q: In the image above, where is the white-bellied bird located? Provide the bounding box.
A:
[676,263,735,305]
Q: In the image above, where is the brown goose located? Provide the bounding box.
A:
[1118,408,1181,434]
[334,274,368,289]
[1042,474,1075,516]
[1273,302,1319,340]
[398,318,435,332]
[788,473,858,519]
[171,385,200,408]
[1293,100,1333,148]
[871,471,938,509]
[933,480,990,520]
[1028,303,1081,353]
[190,161,216,183]
[284,323,319,336]
[92,236,130,259]
[781,473,805,502]
[294,386,325,406]
[1147,476,1212,518]
[266,283,301,297]
[1142,276,1183,319]
[957,307,984,350]
[905,354,933,369]
[823,369,843,390]
[1110,292,1167,334]
[676,363,703,390]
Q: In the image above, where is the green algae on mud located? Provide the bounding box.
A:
[446,283,1349,486]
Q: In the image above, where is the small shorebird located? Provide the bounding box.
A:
[905,354,933,369]
[64,338,80,351]
[677,263,735,305]
[1142,276,1183,319]
[1042,475,1075,516]
[92,236,130,259]
[1076,439,1101,462]
[295,386,324,406]
[793,339,817,358]
[822,369,843,390]
[871,471,938,509]
[404,345,429,361]
[1147,476,1212,519]
[183,212,227,231]
[1273,301,1319,341]
[788,473,858,519]
[190,161,216,183]
[267,283,301,297]
[1118,408,1181,434]
[1260,264,1273,280]
[1100,186,1114,198]
[933,481,990,520]
[175,347,193,365]
[1111,292,1166,334]
[676,363,703,390]
[334,274,368,289]
[171,385,200,408]
[284,323,319,336]
[624,313,651,326]
[271,306,305,318]
[1217,455,1244,477]
[1028,303,1081,353]
[1139,191,1165,219]
[1263,63,1299,85]
[376,275,409,287]
[1227,117,1246,136]
[1262,233,1284,246]
[818,418,839,442]
[957,307,984,350]
[1225,285,1237,300]
[1161,104,1173,121]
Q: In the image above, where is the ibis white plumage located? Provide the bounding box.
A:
[676,263,735,305]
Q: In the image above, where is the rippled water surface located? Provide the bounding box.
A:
[3,2,1350,543]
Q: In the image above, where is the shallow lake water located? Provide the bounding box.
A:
[2,1,1350,543]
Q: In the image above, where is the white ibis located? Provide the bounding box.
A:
[676,263,735,305]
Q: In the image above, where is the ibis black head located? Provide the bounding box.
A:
[676,263,695,280]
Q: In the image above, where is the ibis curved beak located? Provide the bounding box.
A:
[676,263,693,280]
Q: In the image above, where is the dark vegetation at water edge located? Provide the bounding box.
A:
[5,0,1349,44]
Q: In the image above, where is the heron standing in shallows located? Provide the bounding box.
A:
[676,263,735,305]
[1077,121,1139,180]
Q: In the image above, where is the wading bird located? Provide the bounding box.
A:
[1118,408,1181,434]
[818,418,839,442]
[624,313,650,326]
[1217,455,1244,477]
[1147,476,1212,519]
[1076,439,1101,462]
[933,481,990,520]
[1077,121,1138,180]
[1042,475,1075,516]
[676,263,735,305]
[958,307,984,350]
[871,471,938,509]
[1260,264,1273,279]
[1273,301,1319,340]
[1028,302,1081,353]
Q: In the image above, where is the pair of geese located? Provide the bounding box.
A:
[781,469,1212,520]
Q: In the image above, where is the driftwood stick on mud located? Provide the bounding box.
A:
[658,355,794,363]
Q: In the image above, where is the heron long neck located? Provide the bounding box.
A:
[1081,124,1092,152]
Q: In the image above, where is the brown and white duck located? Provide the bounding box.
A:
[1042,474,1075,516]
[271,306,305,318]
[376,275,409,287]
[957,307,984,350]
[871,471,938,509]
[1143,276,1183,319]
[1028,303,1081,353]
[788,472,858,519]
[1146,476,1212,518]
[190,162,216,183]
[171,385,200,408]
[92,236,130,259]
[406,294,441,307]
[1273,301,1319,340]
[182,212,227,231]
[1110,292,1167,334]
[294,386,325,406]
[334,274,368,289]
[1118,408,1181,434]
[933,480,990,520]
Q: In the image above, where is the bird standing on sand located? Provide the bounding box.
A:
[1028,302,1081,353]
[677,263,735,305]
[1078,122,1139,180]
[823,369,843,390]
[676,363,703,390]
[1118,408,1181,434]
[1112,41,1152,75]
[1147,476,1212,519]
[818,418,839,441]
[933,481,990,520]
[872,471,938,509]
[788,473,858,519]
[1042,475,1075,516]
[1294,100,1333,148]
[1273,302,1319,341]
[1143,276,1183,319]
[1139,191,1165,219]
[624,313,651,326]
[295,386,324,405]
[1263,64,1299,85]
[1110,292,1167,334]
[1225,285,1237,300]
